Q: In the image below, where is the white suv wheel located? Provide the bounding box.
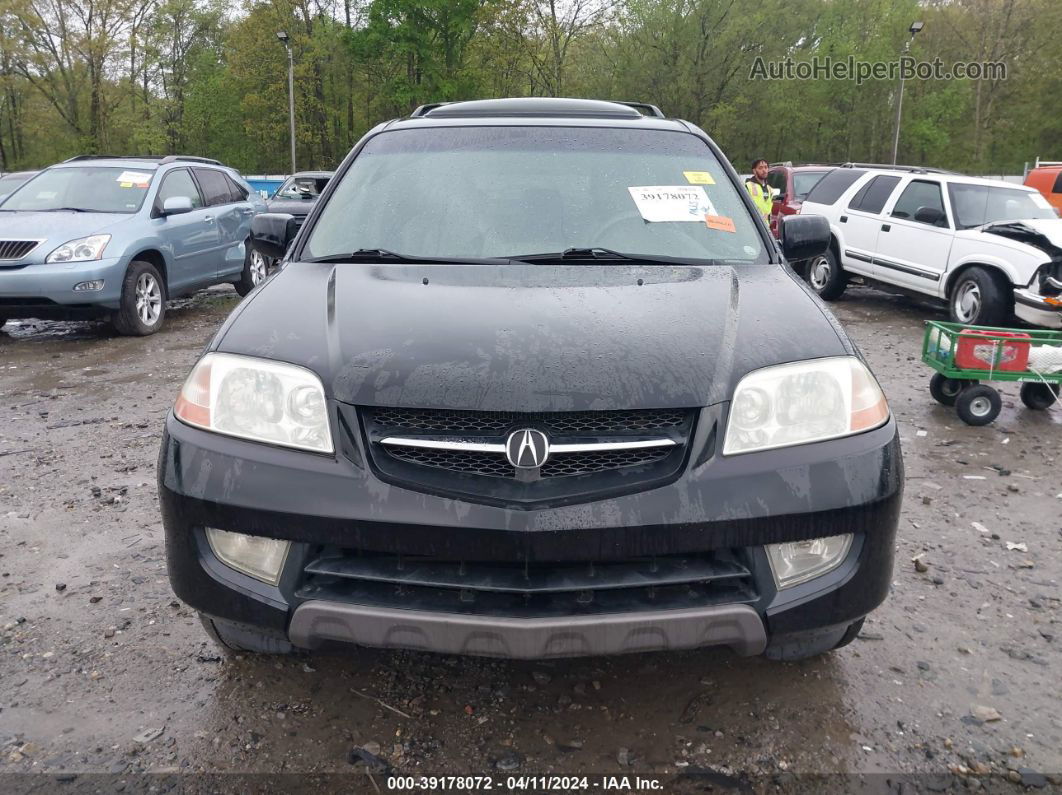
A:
[953,280,981,324]
[809,255,831,290]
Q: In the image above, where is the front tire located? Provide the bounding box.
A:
[112,260,166,336]
[234,246,268,297]
[806,247,847,301]
[955,384,1002,426]
[948,267,1011,327]
[198,613,294,655]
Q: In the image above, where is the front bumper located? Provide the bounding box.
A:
[0,256,126,314]
[1014,288,1062,329]
[288,602,768,658]
[160,408,903,657]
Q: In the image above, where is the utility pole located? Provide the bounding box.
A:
[891,21,924,165]
[277,31,296,173]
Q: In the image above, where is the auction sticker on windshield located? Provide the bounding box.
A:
[704,214,736,232]
[628,185,717,222]
[683,170,716,185]
[116,171,152,188]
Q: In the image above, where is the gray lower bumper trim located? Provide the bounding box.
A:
[287,602,767,658]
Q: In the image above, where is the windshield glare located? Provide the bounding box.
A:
[0,166,154,213]
[948,183,1056,229]
[305,127,766,263]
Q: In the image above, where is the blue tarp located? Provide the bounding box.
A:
[245,176,286,198]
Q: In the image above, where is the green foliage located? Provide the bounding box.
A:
[0,0,1059,174]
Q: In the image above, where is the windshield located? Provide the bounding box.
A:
[304,127,766,263]
[275,175,330,200]
[0,166,154,213]
[948,183,1056,229]
[793,171,828,200]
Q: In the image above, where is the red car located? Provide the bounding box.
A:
[1023,160,1062,216]
[767,163,832,238]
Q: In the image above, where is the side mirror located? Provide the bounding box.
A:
[780,214,830,261]
[161,196,193,216]
[251,213,299,260]
[914,206,946,226]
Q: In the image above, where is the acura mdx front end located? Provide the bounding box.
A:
[159,98,903,661]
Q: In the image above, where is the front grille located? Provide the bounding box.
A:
[370,407,689,436]
[354,405,699,507]
[385,439,673,479]
[296,548,757,619]
[0,240,41,261]
[539,446,672,477]
[386,446,516,478]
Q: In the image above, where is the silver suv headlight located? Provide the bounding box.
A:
[46,234,111,263]
[174,352,333,453]
[723,357,889,455]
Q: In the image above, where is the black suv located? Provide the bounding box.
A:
[159,98,903,661]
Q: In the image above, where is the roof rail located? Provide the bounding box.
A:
[769,162,842,169]
[839,162,956,175]
[410,102,451,117]
[1033,158,1062,168]
[612,101,665,118]
[409,98,664,119]
[63,155,161,163]
[159,155,222,165]
[61,154,222,166]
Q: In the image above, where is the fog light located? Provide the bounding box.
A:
[73,280,105,291]
[766,534,853,589]
[205,527,290,584]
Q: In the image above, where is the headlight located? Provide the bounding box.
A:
[723,357,888,455]
[206,528,290,584]
[766,534,853,589]
[46,234,111,263]
[174,352,333,453]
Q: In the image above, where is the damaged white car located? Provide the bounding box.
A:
[799,166,1062,328]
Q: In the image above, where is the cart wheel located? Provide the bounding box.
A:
[955,385,1002,426]
[1019,382,1060,411]
[929,373,974,407]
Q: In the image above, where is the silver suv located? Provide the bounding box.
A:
[0,155,268,335]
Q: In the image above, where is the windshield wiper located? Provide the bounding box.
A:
[46,207,94,212]
[508,247,717,266]
[305,248,510,265]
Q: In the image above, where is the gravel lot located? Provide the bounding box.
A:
[1,283,1059,792]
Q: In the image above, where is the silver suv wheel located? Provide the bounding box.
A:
[136,272,163,326]
[250,250,268,285]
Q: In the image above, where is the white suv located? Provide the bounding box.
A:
[799,165,1062,328]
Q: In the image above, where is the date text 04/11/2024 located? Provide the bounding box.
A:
[385,775,664,791]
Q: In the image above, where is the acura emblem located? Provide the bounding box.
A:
[505,428,550,469]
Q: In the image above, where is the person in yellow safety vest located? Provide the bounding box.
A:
[745,158,773,223]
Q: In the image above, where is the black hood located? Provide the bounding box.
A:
[214,262,848,411]
[265,197,317,215]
